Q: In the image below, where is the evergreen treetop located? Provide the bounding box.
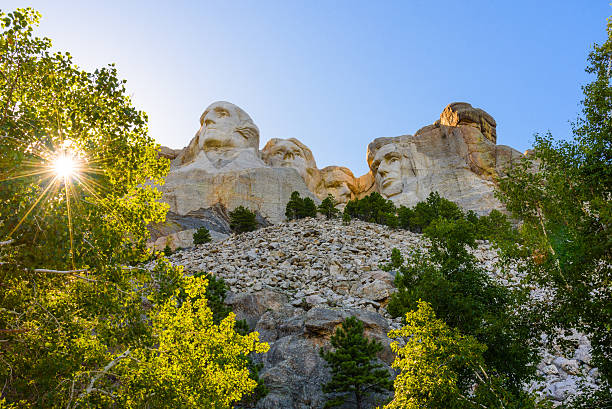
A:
[319,316,392,409]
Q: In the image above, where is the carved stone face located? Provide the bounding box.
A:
[263,139,309,179]
[370,143,403,198]
[198,101,259,151]
[320,167,356,204]
[261,138,318,187]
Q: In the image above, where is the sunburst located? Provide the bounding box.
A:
[1,138,103,269]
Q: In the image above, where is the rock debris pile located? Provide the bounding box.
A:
[163,218,599,408]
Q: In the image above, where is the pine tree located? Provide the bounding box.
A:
[193,226,212,245]
[285,191,304,220]
[302,196,317,218]
[229,206,258,233]
[318,194,340,219]
[319,316,392,409]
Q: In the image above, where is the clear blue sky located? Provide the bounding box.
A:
[4,1,610,176]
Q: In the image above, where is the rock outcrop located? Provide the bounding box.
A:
[154,101,525,245]
[159,218,600,408]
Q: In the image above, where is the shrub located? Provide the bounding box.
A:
[285,191,316,220]
[193,226,212,245]
[318,194,340,219]
[344,192,396,224]
[229,206,258,233]
[342,212,351,225]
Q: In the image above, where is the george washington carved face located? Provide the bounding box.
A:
[197,101,259,151]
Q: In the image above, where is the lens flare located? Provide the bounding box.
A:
[52,154,78,179]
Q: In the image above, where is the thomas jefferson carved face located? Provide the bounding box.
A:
[262,138,317,182]
[370,143,403,198]
[320,167,357,204]
[197,101,259,151]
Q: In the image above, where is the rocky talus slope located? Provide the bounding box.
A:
[163,218,600,408]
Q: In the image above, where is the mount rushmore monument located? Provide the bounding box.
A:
[153,101,524,248]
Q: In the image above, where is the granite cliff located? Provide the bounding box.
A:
[153,101,524,249]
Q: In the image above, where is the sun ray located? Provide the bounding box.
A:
[8,176,59,239]
[65,179,75,270]
[0,169,53,182]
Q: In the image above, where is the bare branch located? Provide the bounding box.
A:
[75,349,131,404]
[0,239,13,246]
[34,268,88,274]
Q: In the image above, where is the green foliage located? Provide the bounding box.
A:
[496,19,612,383]
[303,197,317,218]
[114,276,270,408]
[343,192,396,226]
[0,9,269,408]
[384,301,545,409]
[192,272,232,325]
[400,191,464,232]
[229,205,258,233]
[342,212,351,225]
[189,272,268,404]
[318,194,340,219]
[387,217,539,391]
[559,386,612,409]
[285,191,317,220]
[319,316,392,409]
[192,226,212,245]
[163,244,173,256]
[389,248,403,270]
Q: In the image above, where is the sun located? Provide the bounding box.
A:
[52,153,78,179]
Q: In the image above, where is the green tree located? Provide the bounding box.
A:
[192,225,212,245]
[0,9,268,407]
[387,218,539,391]
[343,192,395,225]
[229,205,258,233]
[114,276,269,409]
[318,194,340,219]
[285,191,304,220]
[496,18,612,387]
[385,301,544,409]
[342,212,351,225]
[303,196,317,218]
[319,316,392,409]
[285,191,316,219]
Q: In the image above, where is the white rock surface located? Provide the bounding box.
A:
[157,218,600,406]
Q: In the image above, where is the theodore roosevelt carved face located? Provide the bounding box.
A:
[319,166,357,204]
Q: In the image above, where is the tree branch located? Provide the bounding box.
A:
[75,348,130,404]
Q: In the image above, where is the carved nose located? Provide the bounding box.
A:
[204,119,215,127]
[285,152,294,160]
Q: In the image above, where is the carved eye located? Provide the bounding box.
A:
[204,119,214,126]
[214,108,229,117]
